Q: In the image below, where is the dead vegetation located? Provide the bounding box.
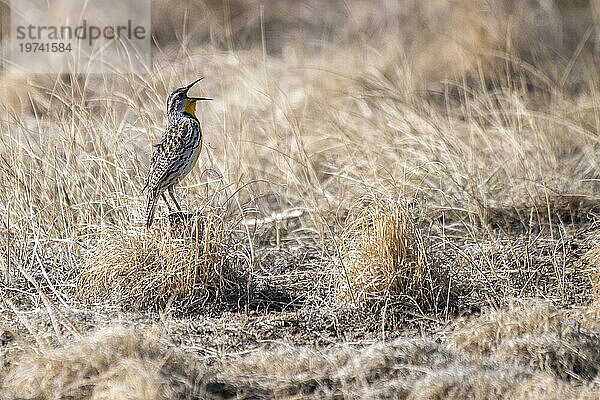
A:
[1,326,207,399]
[76,208,249,310]
[448,300,600,381]
[3,301,600,399]
[335,193,447,311]
[2,0,600,398]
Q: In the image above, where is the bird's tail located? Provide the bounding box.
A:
[146,188,160,228]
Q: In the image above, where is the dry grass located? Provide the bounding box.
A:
[1,326,206,400]
[2,300,600,399]
[76,208,248,310]
[2,0,600,398]
[212,300,600,398]
[581,240,600,304]
[448,300,600,382]
[335,194,445,310]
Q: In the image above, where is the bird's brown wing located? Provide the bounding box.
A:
[144,123,190,193]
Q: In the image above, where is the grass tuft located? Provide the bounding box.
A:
[448,300,600,382]
[335,194,443,310]
[1,326,206,400]
[76,207,247,311]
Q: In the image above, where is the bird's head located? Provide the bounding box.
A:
[166,77,211,119]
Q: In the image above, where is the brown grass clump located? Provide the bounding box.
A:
[215,339,435,398]
[1,326,206,400]
[448,300,600,382]
[77,210,247,310]
[335,194,443,309]
[512,374,599,400]
[411,365,599,400]
[448,301,565,356]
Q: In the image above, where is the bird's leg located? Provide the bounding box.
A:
[161,193,173,212]
[168,186,182,212]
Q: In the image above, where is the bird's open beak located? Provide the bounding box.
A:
[181,77,212,101]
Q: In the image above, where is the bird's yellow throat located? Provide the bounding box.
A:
[184,99,197,118]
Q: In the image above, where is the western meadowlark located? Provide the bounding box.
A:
[143,77,211,228]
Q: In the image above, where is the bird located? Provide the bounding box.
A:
[143,77,211,228]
